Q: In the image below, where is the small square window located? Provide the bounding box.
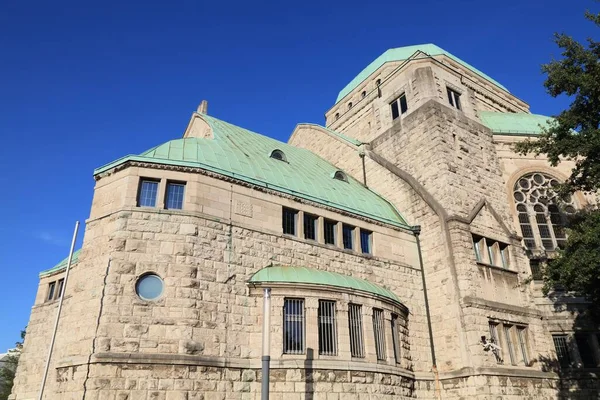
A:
[360,229,372,254]
[138,179,159,207]
[342,224,354,250]
[447,87,461,110]
[165,181,185,210]
[304,213,318,241]
[390,93,408,120]
[282,208,298,236]
[324,219,337,245]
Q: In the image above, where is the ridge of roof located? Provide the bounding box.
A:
[94,113,409,228]
[335,43,508,104]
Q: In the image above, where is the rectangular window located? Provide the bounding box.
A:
[503,325,516,365]
[575,333,597,368]
[324,219,337,245]
[553,335,571,368]
[391,314,401,364]
[282,207,298,236]
[348,304,364,358]
[390,93,408,120]
[529,259,543,280]
[137,179,159,207]
[360,229,372,255]
[283,299,305,354]
[304,213,318,241]
[447,87,461,110]
[500,244,510,269]
[372,308,386,361]
[488,322,502,364]
[47,282,56,302]
[318,300,337,356]
[517,327,529,366]
[487,241,497,266]
[342,224,354,250]
[165,181,185,210]
[473,236,483,262]
[56,278,65,299]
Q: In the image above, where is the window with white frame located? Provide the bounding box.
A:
[283,298,305,354]
[472,235,510,268]
[513,172,576,251]
[447,87,461,110]
[348,304,365,358]
[372,308,386,361]
[165,181,185,210]
[390,93,408,120]
[137,178,159,207]
[318,300,338,356]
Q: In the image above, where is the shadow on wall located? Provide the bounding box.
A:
[305,348,314,400]
[533,294,600,400]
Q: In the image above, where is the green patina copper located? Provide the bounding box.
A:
[39,249,81,277]
[336,43,508,104]
[479,111,553,135]
[248,265,402,306]
[94,114,407,228]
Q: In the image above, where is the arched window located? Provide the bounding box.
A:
[333,171,348,182]
[270,149,287,162]
[348,102,353,110]
[361,91,366,98]
[512,172,575,251]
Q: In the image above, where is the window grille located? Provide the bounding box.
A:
[342,224,354,250]
[503,325,516,365]
[138,179,159,207]
[513,173,576,250]
[391,314,401,363]
[318,300,337,356]
[283,299,305,354]
[517,327,529,366]
[360,229,372,254]
[553,335,571,368]
[324,219,337,245]
[282,208,298,236]
[372,308,386,361]
[575,333,597,368]
[304,213,318,241]
[488,322,503,363]
[390,93,408,120]
[348,304,364,358]
[447,88,461,110]
[47,282,56,302]
[165,182,185,210]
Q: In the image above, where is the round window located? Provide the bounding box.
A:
[135,274,164,301]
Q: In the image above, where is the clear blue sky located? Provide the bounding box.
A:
[0,0,597,350]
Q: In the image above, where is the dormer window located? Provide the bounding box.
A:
[333,171,348,182]
[270,149,287,162]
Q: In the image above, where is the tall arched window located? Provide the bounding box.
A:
[513,172,576,251]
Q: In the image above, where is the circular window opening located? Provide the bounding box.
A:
[135,274,164,301]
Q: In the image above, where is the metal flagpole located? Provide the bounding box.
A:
[38,221,80,400]
[261,288,271,400]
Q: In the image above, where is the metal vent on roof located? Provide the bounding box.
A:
[333,171,348,182]
[270,149,287,162]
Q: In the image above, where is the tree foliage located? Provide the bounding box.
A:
[0,329,25,400]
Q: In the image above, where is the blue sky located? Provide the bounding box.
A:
[0,0,597,350]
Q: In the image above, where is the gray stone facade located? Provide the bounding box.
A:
[11,45,600,399]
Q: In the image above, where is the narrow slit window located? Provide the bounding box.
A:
[360,229,372,254]
[473,235,483,262]
[529,259,543,280]
[575,333,597,368]
[447,87,461,110]
[282,207,298,236]
[283,299,305,354]
[348,304,364,358]
[553,335,571,368]
[324,219,337,245]
[517,327,529,366]
[165,181,185,210]
[391,314,401,364]
[47,282,56,302]
[486,240,497,266]
[304,213,318,241]
[342,224,354,250]
[137,179,159,207]
[500,244,510,269]
[489,322,503,364]
[373,308,386,361]
[56,278,65,299]
[503,325,516,365]
[318,300,337,356]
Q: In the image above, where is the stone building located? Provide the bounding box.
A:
[11,44,600,399]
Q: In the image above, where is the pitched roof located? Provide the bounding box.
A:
[39,249,81,277]
[248,265,403,307]
[479,111,552,135]
[336,43,508,104]
[94,114,408,228]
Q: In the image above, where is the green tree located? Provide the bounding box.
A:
[0,329,25,400]
[515,8,600,315]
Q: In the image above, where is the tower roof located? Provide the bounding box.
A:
[335,43,508,104]
[95,114,408,228]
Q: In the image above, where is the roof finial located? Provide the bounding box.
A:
[197,100,208,114]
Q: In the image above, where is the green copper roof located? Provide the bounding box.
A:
[248,266,403,306]
[94,114,407,228]
[336,43,508,104]
[39,249,81,277]
[479,111,552,135]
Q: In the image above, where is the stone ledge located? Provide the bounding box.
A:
[476,261,518,275]
[437,366,559,381]
[462,295,542,317]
